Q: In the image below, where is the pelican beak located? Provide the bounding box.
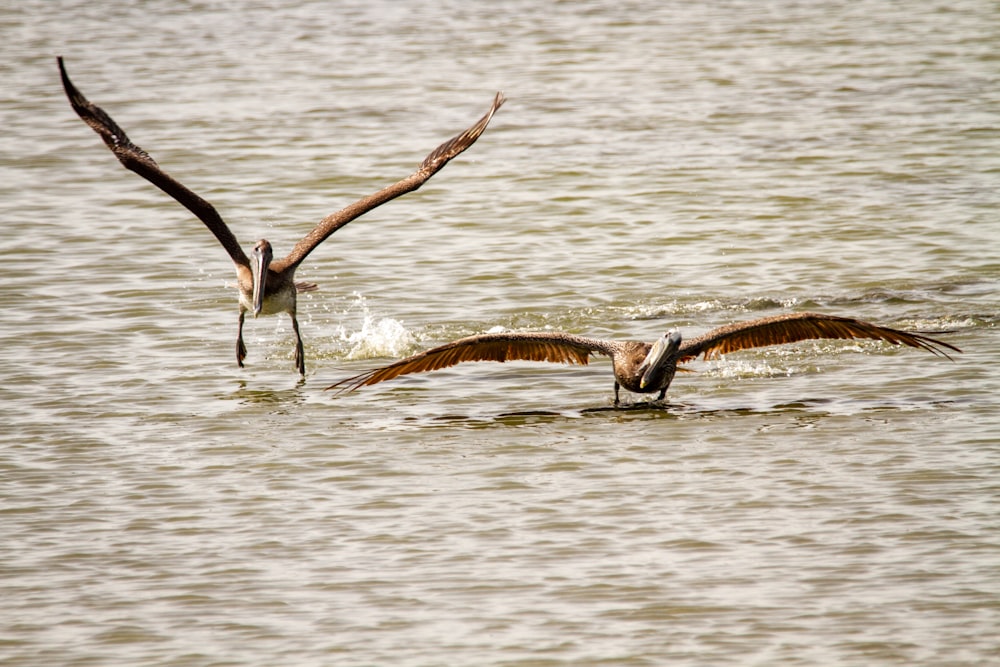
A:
[640,330,682,389]
[250,240,273,318]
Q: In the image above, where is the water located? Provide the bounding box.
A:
[2,1,999,664]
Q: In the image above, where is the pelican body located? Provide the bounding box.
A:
[59,57,505,375]
[327,312,960,405]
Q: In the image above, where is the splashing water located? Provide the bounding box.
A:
[335,293,415,360]
[704,358,797,380]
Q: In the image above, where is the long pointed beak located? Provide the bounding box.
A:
[639,331,682,389]
[250,248,271,318]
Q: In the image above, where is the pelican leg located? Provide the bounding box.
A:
[237,311,247,368]
[657,388,666,401]
[613,381,621,406]
[291,315,305,376]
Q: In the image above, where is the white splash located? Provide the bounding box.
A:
[336,293,415,360]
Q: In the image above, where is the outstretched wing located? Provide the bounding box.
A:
[58,57,250,268]
[326,331,616,394]
[274,91,506,272]
[678,311,961,362]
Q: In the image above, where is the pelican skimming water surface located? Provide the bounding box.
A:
[327,312,960,405]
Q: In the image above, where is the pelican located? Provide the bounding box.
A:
[58,57,505,375]
[326,312,960,404]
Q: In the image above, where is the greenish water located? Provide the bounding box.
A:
[2,1,998,665]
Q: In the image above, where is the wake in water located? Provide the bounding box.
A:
[704,358,797,381]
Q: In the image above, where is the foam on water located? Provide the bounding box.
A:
[702,358,797,380]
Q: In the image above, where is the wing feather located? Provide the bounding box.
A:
[326,331,613,394]
[678,312,961,361]
[58,57,250,268]
[276,92,506,272]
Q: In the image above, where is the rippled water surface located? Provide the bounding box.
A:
[3,1,999,665]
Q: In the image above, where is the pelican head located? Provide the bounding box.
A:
[639,330,682,390]
[250,239,273,318]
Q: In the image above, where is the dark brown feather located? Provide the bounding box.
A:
[275,92,506,272]
[326,331,614,394]
[678,312,960,361]
[58,57,251,269]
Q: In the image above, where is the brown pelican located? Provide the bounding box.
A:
[326,312,960,404]
[58,57,505,375]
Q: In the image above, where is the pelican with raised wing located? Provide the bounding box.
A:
[59,57,504,375]
[326,312,960,404]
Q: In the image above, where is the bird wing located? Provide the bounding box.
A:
[273,91,506,272]
[326,331,617,394]
[58,57,250,269]
[678,311,961,362]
